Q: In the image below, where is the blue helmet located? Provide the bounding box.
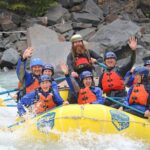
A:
[133,66,149,76]
[80,71,93,81]
[104,51,117,60]
[30,58,43,68]
[39,75,52,83]
[144,59,150,66]
[43,64,54,75]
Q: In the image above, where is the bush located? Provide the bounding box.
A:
[0,0,57,16]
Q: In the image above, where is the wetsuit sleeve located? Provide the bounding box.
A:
[64,74,79,100]
[52,80,59,91]
[92,87,104,104]
[124,71,135,87]
[66,53,74,73]
[98,72,103,89]
[146,85,150,110]
[16,57,32,86]
[89,50,103,63]
[17,91,36,116]
[123,86,133,106]
[53,90,64,106]
[119,50,136,77]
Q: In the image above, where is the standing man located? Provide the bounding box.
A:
[67,34,103,81]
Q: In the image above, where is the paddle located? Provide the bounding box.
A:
[0,104,17,107]
[96,62,108,70]
[0,97,13,102]
[106,96,145,115]
[55,76,65,82]
[0,88,19,95]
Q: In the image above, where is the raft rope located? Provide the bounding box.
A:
[8,114,150,131]
[51,115,150,127]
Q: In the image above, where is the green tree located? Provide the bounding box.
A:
[0,0,57,16]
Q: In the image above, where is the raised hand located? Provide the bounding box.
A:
[60,63,69,75]
[128,36,137,50]
[22,47,34,59]
[71,71,79,78]
[91,58,97,64]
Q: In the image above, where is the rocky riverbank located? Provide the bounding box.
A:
[0,0,150,72]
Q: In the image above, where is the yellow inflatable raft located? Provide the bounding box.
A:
[9,104,150,142]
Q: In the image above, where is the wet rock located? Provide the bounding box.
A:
[69,4,83,12]
[135,45,150,65]
[31,42,71,74]
[15,41,27,53]
[1,48,19,66]
[89,19,141,50]
[77,27,97,41]
[45,4,70,26]
[0,40,5,51]
[54,22,72,33]
[8,34,18,43]
[82,0,104,21]
[27,24,59,48]
[139,0,150,15]
[1,19,16,31]
[63,30,75,41]
[72,22,93,29]
[72,12,100,26]
[141,34,150,47]
[59,0,84,8]
[25,17,48,27]
[85,42,105,56]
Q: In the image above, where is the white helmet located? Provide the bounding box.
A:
[70,34,83,42]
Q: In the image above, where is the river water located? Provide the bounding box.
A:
[0,70,149,150]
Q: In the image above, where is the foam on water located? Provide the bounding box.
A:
[0,129,150,150]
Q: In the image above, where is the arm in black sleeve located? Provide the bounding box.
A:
[89,50,103,63]
[119,50,136,77]
[98,73,103,89]
[66,53,74,73]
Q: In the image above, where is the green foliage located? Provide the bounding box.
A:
[0,0,57,16]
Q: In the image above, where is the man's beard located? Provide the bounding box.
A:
[73,45,86,55]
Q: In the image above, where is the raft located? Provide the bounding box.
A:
[9,104,150,142]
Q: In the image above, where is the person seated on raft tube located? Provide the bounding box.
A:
[120,66,150,118]
[124,59,150,87]
[17,75,68,116]
[98,37,137,108]
[16,47,43,101]
[60,63,104,104]
[67,34,103,85]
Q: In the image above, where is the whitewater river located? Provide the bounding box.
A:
[0,70,150,150]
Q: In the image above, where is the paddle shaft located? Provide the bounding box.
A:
[106,96,145,115]
[96,62,108,70]
[55,76,65,82]
[0,104,17,107]
[0,76,64,96]
[0,88,18,95]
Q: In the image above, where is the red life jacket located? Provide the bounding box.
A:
[74,57,91,68]
[26,78,40,94]
[129,84,149,106]
[102,71,125,93]
[34,93,56,114]
[77,87,97,104]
